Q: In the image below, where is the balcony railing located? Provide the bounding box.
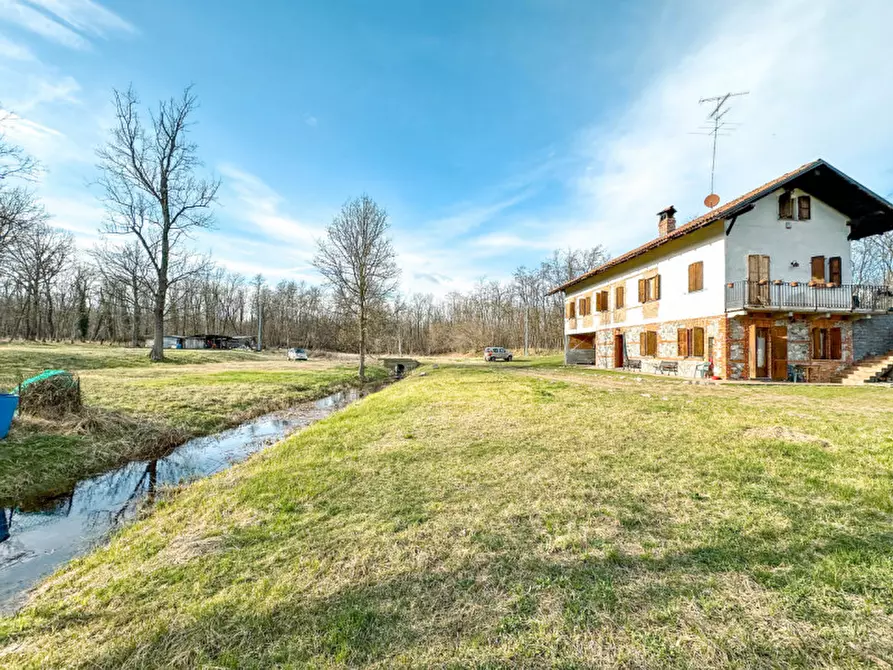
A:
[725,280,893,313]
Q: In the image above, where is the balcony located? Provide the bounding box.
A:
[725,280,893,313]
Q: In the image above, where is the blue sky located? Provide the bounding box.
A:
[2,0,893,295]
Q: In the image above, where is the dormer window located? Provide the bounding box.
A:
[778,192,794,219]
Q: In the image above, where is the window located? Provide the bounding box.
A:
[566,301,576,319]
[829,256,842,286]
[577,296,591,317]
[594,290,609,312]
[639,330,657,357]
[798,195,811,220]
[615,285,625,309]
[779,192,794,219]
[812,327,842,360]
[811,256,826,283]
[688,261,704,292]
[676,326,705,358]
[638,275,661,303]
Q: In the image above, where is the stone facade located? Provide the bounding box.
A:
[578,315,726,377]
[725,314,854,381]
[565,311,875,382]
[853,314,893,361]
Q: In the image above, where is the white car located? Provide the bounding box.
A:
[287,348,309,361]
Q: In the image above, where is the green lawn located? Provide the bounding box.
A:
[0,342,268,389]
[3,364,892,668]
[0,344,385,504]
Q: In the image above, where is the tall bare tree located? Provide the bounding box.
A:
[96,86,219,361]
[0,108,41,262]
[0,108,39,182]
[314,195,399,380]
[92,240,154,347]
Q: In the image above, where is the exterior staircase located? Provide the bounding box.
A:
[831,351,893,385]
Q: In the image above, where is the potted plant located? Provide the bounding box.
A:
[790,281,799,287]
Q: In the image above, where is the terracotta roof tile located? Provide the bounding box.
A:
[549,159,824,295]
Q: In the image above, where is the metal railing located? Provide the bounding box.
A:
[725,281,893,312]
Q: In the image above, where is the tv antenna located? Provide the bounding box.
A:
[691,91,748,207]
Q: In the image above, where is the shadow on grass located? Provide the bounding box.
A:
[31,506,893,669]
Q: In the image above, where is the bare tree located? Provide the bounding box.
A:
[0,108,39,182]
[0,109,41,262]
[96,86,219,361]
[92,240,154,347]
[5,221,72,339]
[314,195,399,380]
[0,187,46,262]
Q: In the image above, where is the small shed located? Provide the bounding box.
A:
[381,358,420,376]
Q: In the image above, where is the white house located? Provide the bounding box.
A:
[550,159,893,382]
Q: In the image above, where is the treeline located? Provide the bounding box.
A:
[2,87,614,357]
[0,241,607,354]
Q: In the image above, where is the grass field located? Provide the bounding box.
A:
[0,343,385,504]
[2,362,892,668]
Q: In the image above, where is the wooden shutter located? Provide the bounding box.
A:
[829,327,842,359]
[638,278,646,303]
[829,257,842,285]
[639,331,646,356]
[688,261,703,292]
[747,254,760,282]
[653,275,661,300]
[811,256,826,283]
[811,328,821,358]
[779,192,793,219]
[648,331,658,357]
[567,301,575,319]
[798,196,811,220]
[616,285,624,308]
[677,328,688,357]
[692,327,705,357]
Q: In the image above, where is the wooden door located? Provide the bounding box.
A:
[770,326,787,381]
[754,327,769,377]
[614,334,624,368]
[747,255,771,306]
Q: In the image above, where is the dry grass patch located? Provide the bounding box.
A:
[2,365,892,667]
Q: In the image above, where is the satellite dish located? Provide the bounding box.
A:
[704,193,720,208]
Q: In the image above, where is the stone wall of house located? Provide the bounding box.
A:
[590,315,725,377]
[725,314,853,381]
[853,314,893,361]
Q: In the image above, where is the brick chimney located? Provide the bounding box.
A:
[657,205,677,237]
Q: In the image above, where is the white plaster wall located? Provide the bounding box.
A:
[565,224,726,334]
[725,189,852,284]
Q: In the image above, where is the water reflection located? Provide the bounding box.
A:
[0,386,371,612]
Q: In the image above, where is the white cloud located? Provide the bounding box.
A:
[216,163,325,254]
[0,0,88,49]
[543,0,893,257]
[42,195,103,237]
[26,0,134,36]
[12,75,81,112]
[0,0,132,50]
[303,113,318,127]
[0,33,35,60]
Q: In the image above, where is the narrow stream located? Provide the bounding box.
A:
[0,386,375,613]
